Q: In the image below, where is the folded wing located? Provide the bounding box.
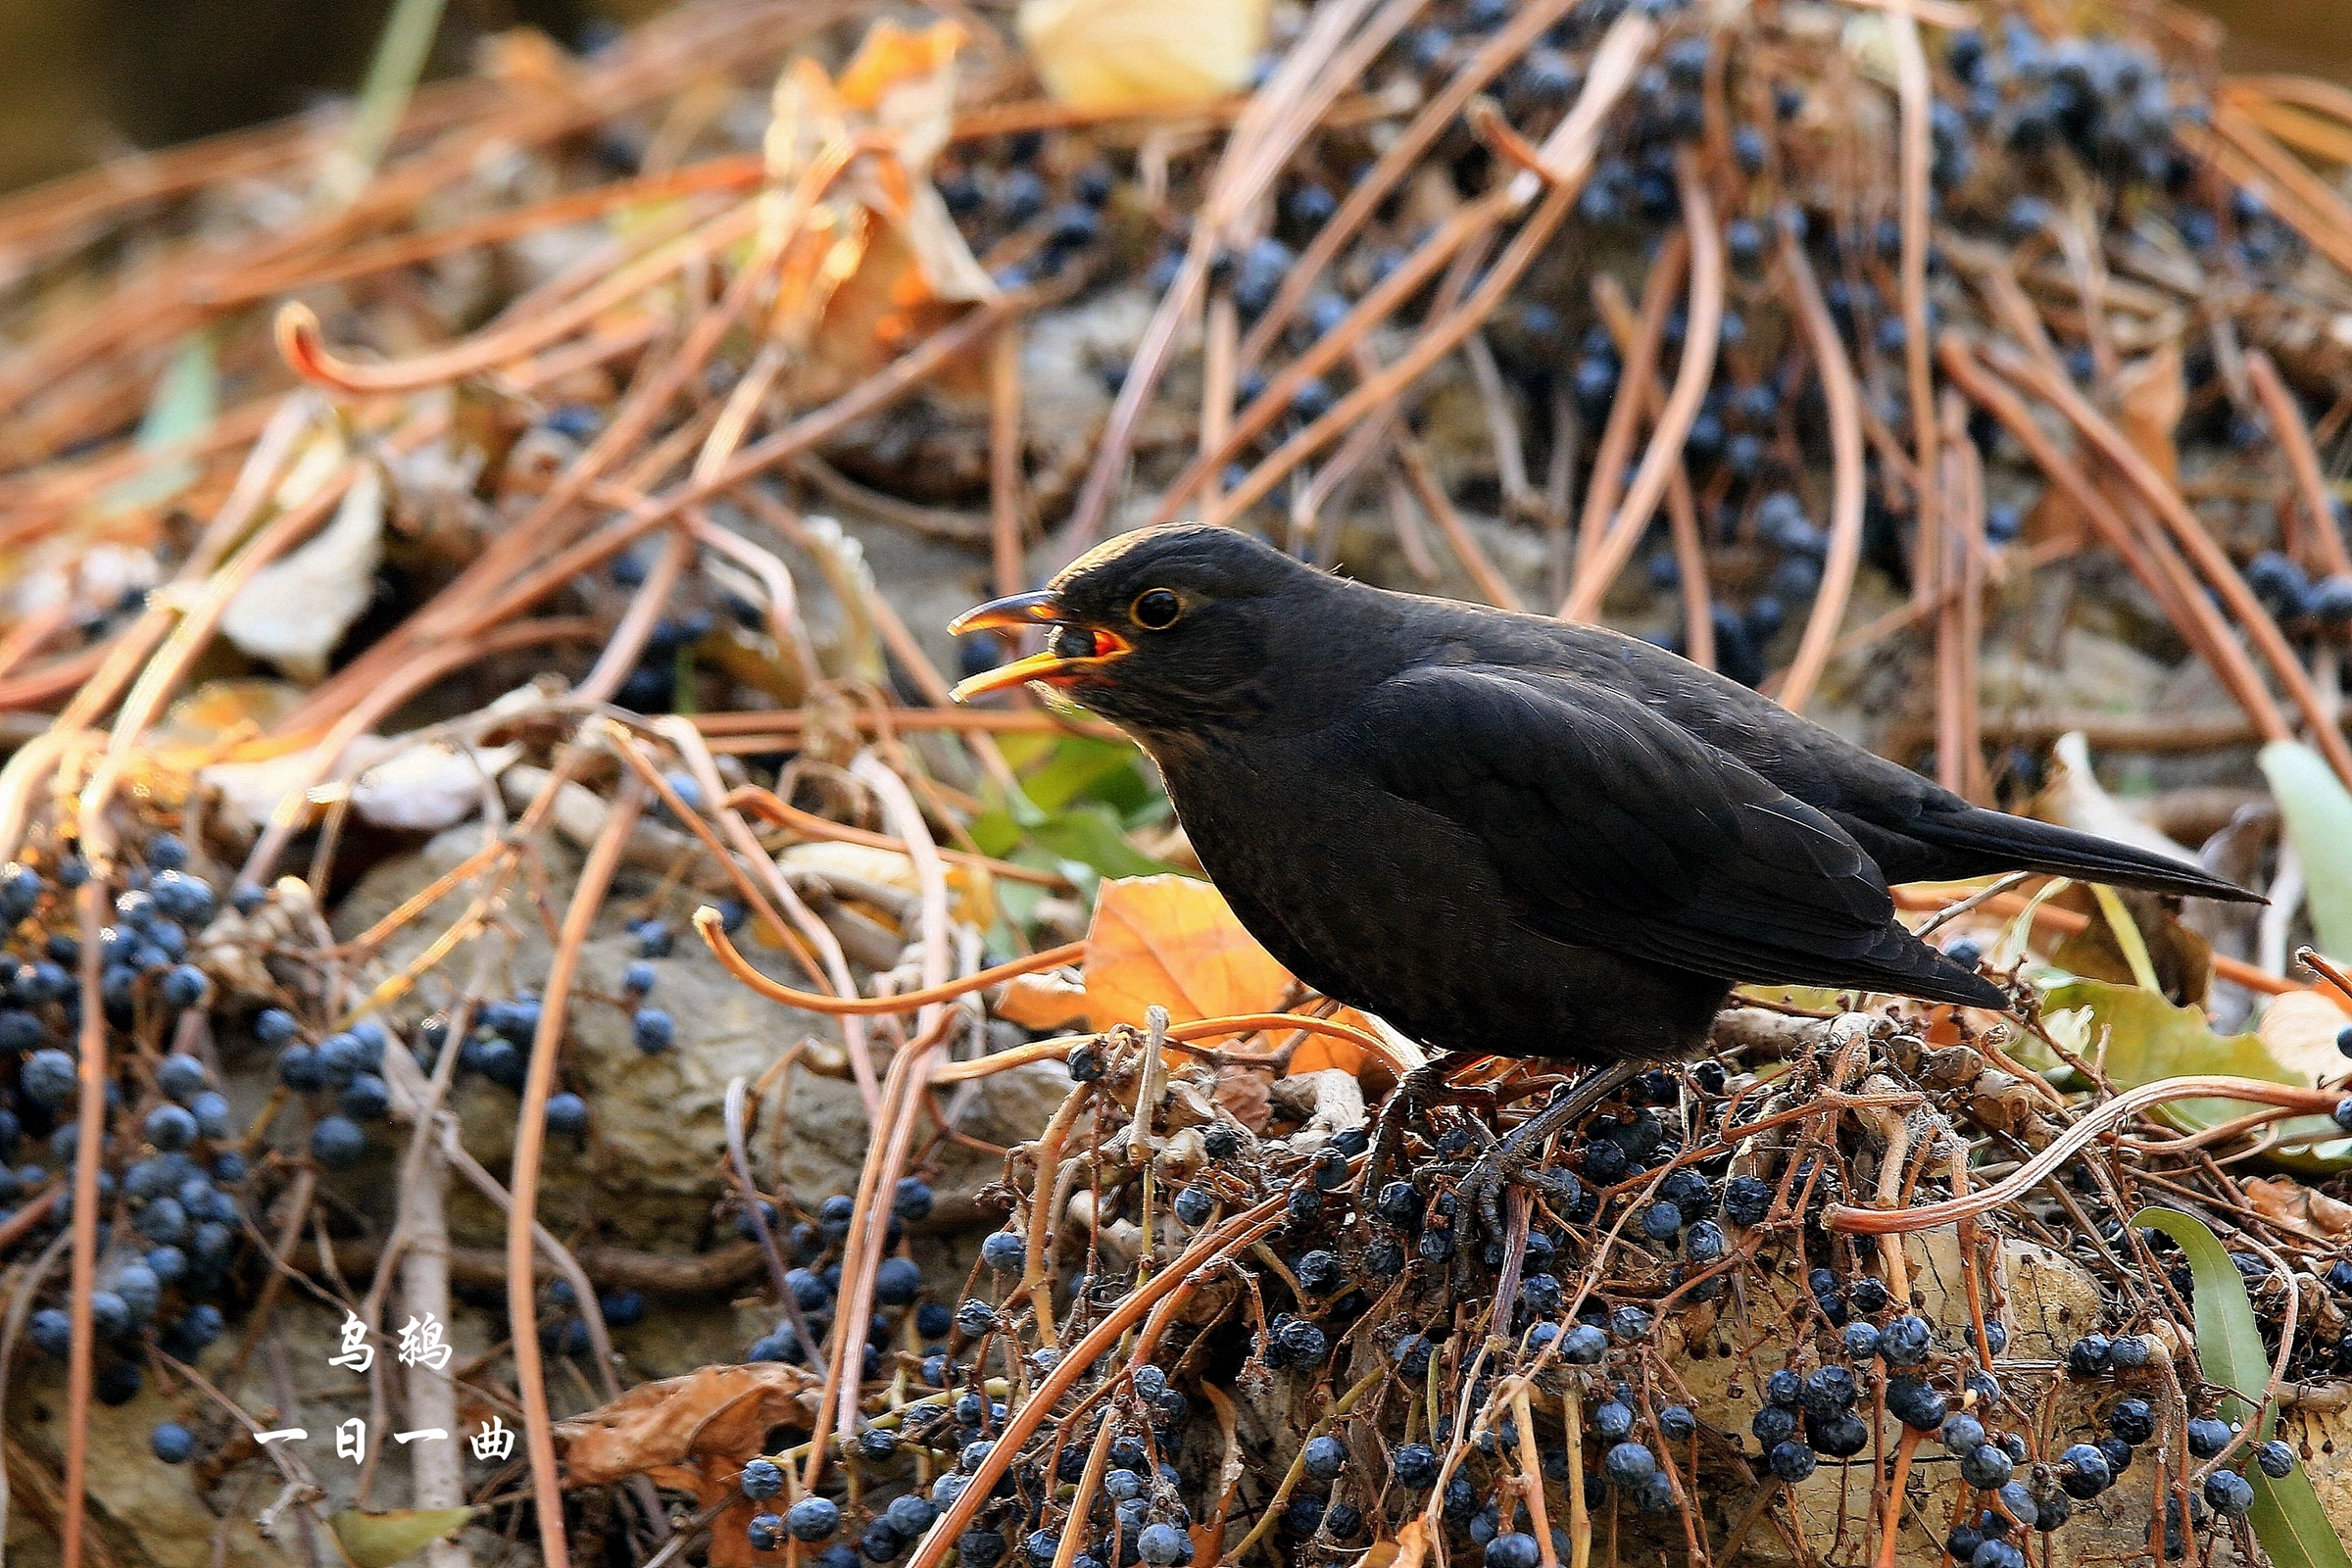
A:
[1349,665,2004,1008]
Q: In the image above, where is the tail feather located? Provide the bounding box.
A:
[1911,805,2259,904]
[1837,921,2010,1010]
[1736,919,2012,1011]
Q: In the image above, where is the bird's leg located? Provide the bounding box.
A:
[1363,1050,1484,1200]
[1459,1059,1646,1236]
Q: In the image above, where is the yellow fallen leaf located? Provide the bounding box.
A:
[1084,874,1292,1030]
[1017,0,1268,111]
[1082,874,1372,1074]
[997,968,1090,1030]
[762,20,992,405]
[331,1509,479,1568]
[2258,987,2352,1084]
[154,678,308,750]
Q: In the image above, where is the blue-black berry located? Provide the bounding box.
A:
[1879,1313,1933,1365]
[1395,1442,1439,1488]
[1721,1174,1772,1225]
[787,1497,841,1542]
[2186,1417,2231,1458]
[1959,1444,2014,1489]
[1136,1524,1189,1566]
[1886,1378,1946,1431]
[2066,1334,2112,1376]
[311,1116,367,1169]
[2204,1470,2254,1518]
[1485,1535,1541,1568]
[1603,1442,1658,1486]
[2059,1444,2111,1498]
[981,1230,1025,1271]
[2108,1398,2155,1445]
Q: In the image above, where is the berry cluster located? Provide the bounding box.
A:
[0,836,257,1465]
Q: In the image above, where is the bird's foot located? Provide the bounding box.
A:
[1362,1050,1482,1201]
[1454,1059,1645,1236]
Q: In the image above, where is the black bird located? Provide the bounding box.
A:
[952,525,2253,1201]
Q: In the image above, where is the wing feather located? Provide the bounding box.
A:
[1348,666,2000,1005]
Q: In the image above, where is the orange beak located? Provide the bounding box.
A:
[948,591,1132,702]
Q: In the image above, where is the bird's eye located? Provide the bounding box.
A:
[1131,589,1183,630]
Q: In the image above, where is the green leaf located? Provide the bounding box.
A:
[97,333,218,516]
[2042,979,2352,1170]
[330,1507,478,1568]
[967,807,1023,859]
[2133,1207,2351,1568]
[318,0,451,205]
[2133,1206,2274,1431]
[992,731,1061,771]
[2088,884,2161,993]
[2249,1476,2352,1568]
[1021,736,1148,814]
[1028,802,1181,882]
[2262,740,2352,962]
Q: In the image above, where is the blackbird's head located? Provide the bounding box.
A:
[948,525,1321,734]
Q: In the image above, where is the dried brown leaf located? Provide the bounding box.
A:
[1211,1064,1274,1132]
[555,1362,818,1492]
[762,20,992,404]
[2050,888,2213,1005]
[2115,338,2186,487]
[2244,1173,2352,1237]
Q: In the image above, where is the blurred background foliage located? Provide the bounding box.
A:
[0,0,2345,196]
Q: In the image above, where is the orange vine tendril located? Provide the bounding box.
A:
[696,906,1423,1075]
[693,906,1083,1015]
[2299,947,2352,1010]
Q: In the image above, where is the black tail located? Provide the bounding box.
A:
[1909,804,2261,904]
[1731,913,2013,1010]
[1844,924,2013,1010]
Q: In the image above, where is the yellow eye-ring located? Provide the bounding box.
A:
[1132,589,1183,629]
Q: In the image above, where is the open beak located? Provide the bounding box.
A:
[949,591,1133,702]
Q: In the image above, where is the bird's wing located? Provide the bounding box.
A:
[1348,665,1998,1003]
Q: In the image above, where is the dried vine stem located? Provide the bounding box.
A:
[1826,1076,2342,1234]
[508,768,645,1568]
[904,1194,1291,1568]
[1559,148,1721,621]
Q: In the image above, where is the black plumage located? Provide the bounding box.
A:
[952,525,2253,1066]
